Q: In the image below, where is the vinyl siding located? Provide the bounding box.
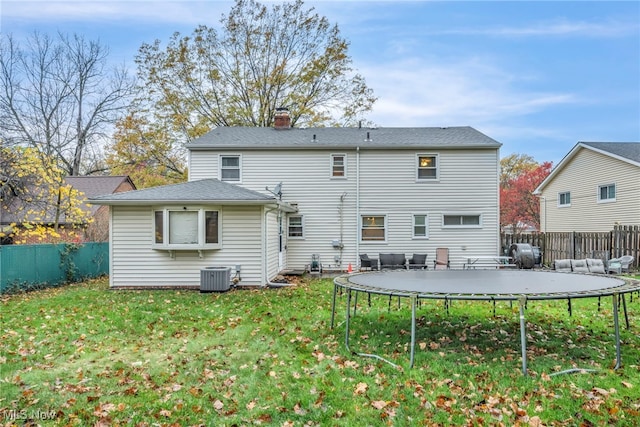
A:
[539,148,640,232]
[110,205,265,287]
[190,147,500,270]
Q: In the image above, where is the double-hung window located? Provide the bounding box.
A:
[288,215,304,238]
[331,154,346,178]
[220,155,241,182]
[417,154,438,181]
[361,215,386,241]
[598,184,616,202]
[442,214,481,228]
[413,214,429,238]
[558,191,571,207]
[154,208,221,249]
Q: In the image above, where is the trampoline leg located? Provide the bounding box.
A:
[410,296,417,369]
[354,292,358,317]
[621,294,629,330]
[345,289,352,349]
[518,297,528,376]
[613,293,622,370]
[331,283,338,329]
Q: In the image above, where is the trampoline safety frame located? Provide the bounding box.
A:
[330,270,640,376]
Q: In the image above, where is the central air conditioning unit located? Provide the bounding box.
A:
[200,267,231,292]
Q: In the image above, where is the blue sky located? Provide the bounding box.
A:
[2,0,639,165]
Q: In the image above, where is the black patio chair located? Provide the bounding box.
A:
[359,253,378,271]
[408,253,427,269]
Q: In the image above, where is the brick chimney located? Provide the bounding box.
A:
[274,107,291,129]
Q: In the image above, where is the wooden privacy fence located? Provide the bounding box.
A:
[501,225,639,270]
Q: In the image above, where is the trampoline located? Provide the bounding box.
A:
[331,269,640,375]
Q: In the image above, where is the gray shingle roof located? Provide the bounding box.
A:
[185,126,501,150]
[65,176,135,199]
[89,179,276,205]
[580,142,640,164]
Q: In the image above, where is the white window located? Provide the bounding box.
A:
[288,215,304,238]
[220,155,241,182]
[443,214,481,228]
[598,183,616,202]
[413,214,429,238]
[154,208,220,249]
[558,192,571,207]
[361,215,386,241]
[331,154,346,178]
[417,154,438,181]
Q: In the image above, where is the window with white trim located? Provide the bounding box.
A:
[220,155,241,182]
[361,215,386,241]
[331,154,346,178]
[154,208,220,249]
[288,215,304,238]
[598,183,615,202]
[417,154,438,180]
[558,191,571,207]
[413,214,429,238]
[443,214,481,228]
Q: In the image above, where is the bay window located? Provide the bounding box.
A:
[154,208,220,249]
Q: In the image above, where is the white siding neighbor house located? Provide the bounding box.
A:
[91,111,503,288]
[534,142,640,233]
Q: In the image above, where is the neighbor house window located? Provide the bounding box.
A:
[598,184,616,202]
[558,192,571,207]
[413,214,429,238]
[331,154,346,178]
[154,208,220,249]
[443,214,481,228]
[417,154,438,180]
[220,155,241,182]
[288,215,304,238]
[361,215,386,241]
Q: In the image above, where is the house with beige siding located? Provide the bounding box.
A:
[534,142,640,232]
[90,111,502,288]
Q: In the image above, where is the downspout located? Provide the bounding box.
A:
[355,146,361,268]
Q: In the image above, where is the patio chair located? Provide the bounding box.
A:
[433,248,450,270]
[570,259,589,274]
[359,253,378,271]
[608,255,634,274]
[379,253,407,269]
[408,253,428,269]
[586,258,606,274]
[308,254,322,275]
[554,259,572,273]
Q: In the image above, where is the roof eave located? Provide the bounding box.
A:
[186,143,502,151]
[88,199,276,206]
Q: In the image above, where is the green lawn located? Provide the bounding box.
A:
[1,276,639,426]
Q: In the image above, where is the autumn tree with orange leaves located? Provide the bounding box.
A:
[500,158,552,235]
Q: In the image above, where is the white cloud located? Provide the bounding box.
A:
[361,58,577,128]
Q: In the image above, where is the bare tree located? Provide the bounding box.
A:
[0,32,134,176]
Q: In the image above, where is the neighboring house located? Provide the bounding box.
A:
[90,111,503,288]
[64,176,137,242]
[1,175,135,244]
[534,142,640,232]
